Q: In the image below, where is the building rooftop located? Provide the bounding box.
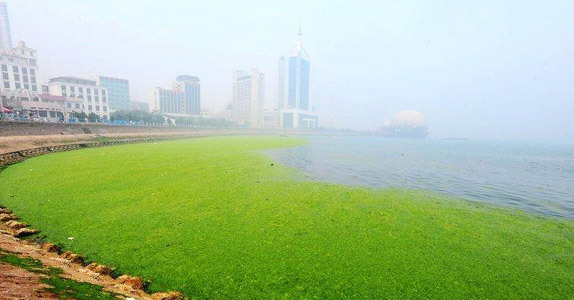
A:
[49,76,97,86]
[176,75,200,82]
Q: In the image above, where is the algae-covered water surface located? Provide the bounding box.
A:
[1,136,573,299]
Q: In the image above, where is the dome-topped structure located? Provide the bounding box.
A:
[390,110,426,128]
[380,110,429,138]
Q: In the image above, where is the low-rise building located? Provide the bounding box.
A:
[130,100,149,112]
[48,76,109,119]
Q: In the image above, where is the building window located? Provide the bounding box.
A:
[66,103,71,108]
[49,111,56,118]
[87,88,91,94]
[22,68,28,74]
[102,90,106,96]
[3,81,9,88]
[87,95,92,101]
[94,89,99,95]
[24,84,29,89]
[1,64,6,71]
[95,96,99,102]
[2,73,7,80]
[31,77,36,83]
[12,66,18,73]
[88,105,93,111]
[15,82,20,88]
[61,86,66,92]
[70,86,75,92]
[32,85,37,91]
[79,87,83,93]
[30,69,35,75]
[96,105,100,111]
[75,103,80,108]
[103,106,107,112]
[102,96,107,102]
[14,74,19,81]
[23,76,29,83]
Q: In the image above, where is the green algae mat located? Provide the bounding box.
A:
[1,136,573,299]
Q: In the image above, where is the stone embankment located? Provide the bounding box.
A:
[0,205,184,299]
[0,138,164,167]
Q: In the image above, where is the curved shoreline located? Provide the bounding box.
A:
[1,136,573,299]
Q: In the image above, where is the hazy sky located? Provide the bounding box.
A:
[8,0,574,142]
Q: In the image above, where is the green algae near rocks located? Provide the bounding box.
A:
[1,136,573,299]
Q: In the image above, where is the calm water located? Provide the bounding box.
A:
[267,136,574,219]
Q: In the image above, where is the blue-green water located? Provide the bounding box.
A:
[267,136,574,219]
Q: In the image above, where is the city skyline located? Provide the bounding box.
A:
[3,0,574,141]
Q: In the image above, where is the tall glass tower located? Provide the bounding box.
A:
[277,27,310,111]
[277,26,319,129]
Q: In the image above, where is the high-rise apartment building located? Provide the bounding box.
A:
[277,27,319,129]
[174,75,201,115]
[0,2,13,52]
[96,76,130,112]
[149,75,201,116]
[232,68,265,127]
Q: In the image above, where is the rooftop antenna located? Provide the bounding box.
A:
[298,20,302,42]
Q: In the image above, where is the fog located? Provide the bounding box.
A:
[8,0,574,142]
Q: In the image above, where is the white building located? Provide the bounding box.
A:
[0,41,40,94]
[48,76,109,119]
[0,2,12,52]
[149,75,201,116]
[232,68,265,128]
[276,27,319,129]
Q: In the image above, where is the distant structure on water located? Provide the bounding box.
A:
[379,110,429,139]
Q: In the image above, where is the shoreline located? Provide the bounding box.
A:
[1,136,573,299]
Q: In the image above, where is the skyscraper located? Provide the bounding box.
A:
[233,68,265,127]
[277,26,310,111]
[174,75,201,116]
[277,26,319,129]
[0,2,12,52]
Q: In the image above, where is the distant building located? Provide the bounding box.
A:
[277,27,319,129]
[232,68,265,127]
[150,87,182,115]
[380,110,429,139]
[174,75,201,115]
[0,41,40,93]
[215,101,234,122]
[130,101,149,112]
[48,76,109,119]
[264,109,280,128]
[200,108,211,118]
[96,76,130,111]
[149,75,201,116]
[0,2,13,52]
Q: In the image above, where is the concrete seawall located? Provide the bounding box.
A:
[0,120,203,137]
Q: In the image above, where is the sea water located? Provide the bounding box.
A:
[267,136,574,219]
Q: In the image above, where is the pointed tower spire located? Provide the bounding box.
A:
[298,21,302,41]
